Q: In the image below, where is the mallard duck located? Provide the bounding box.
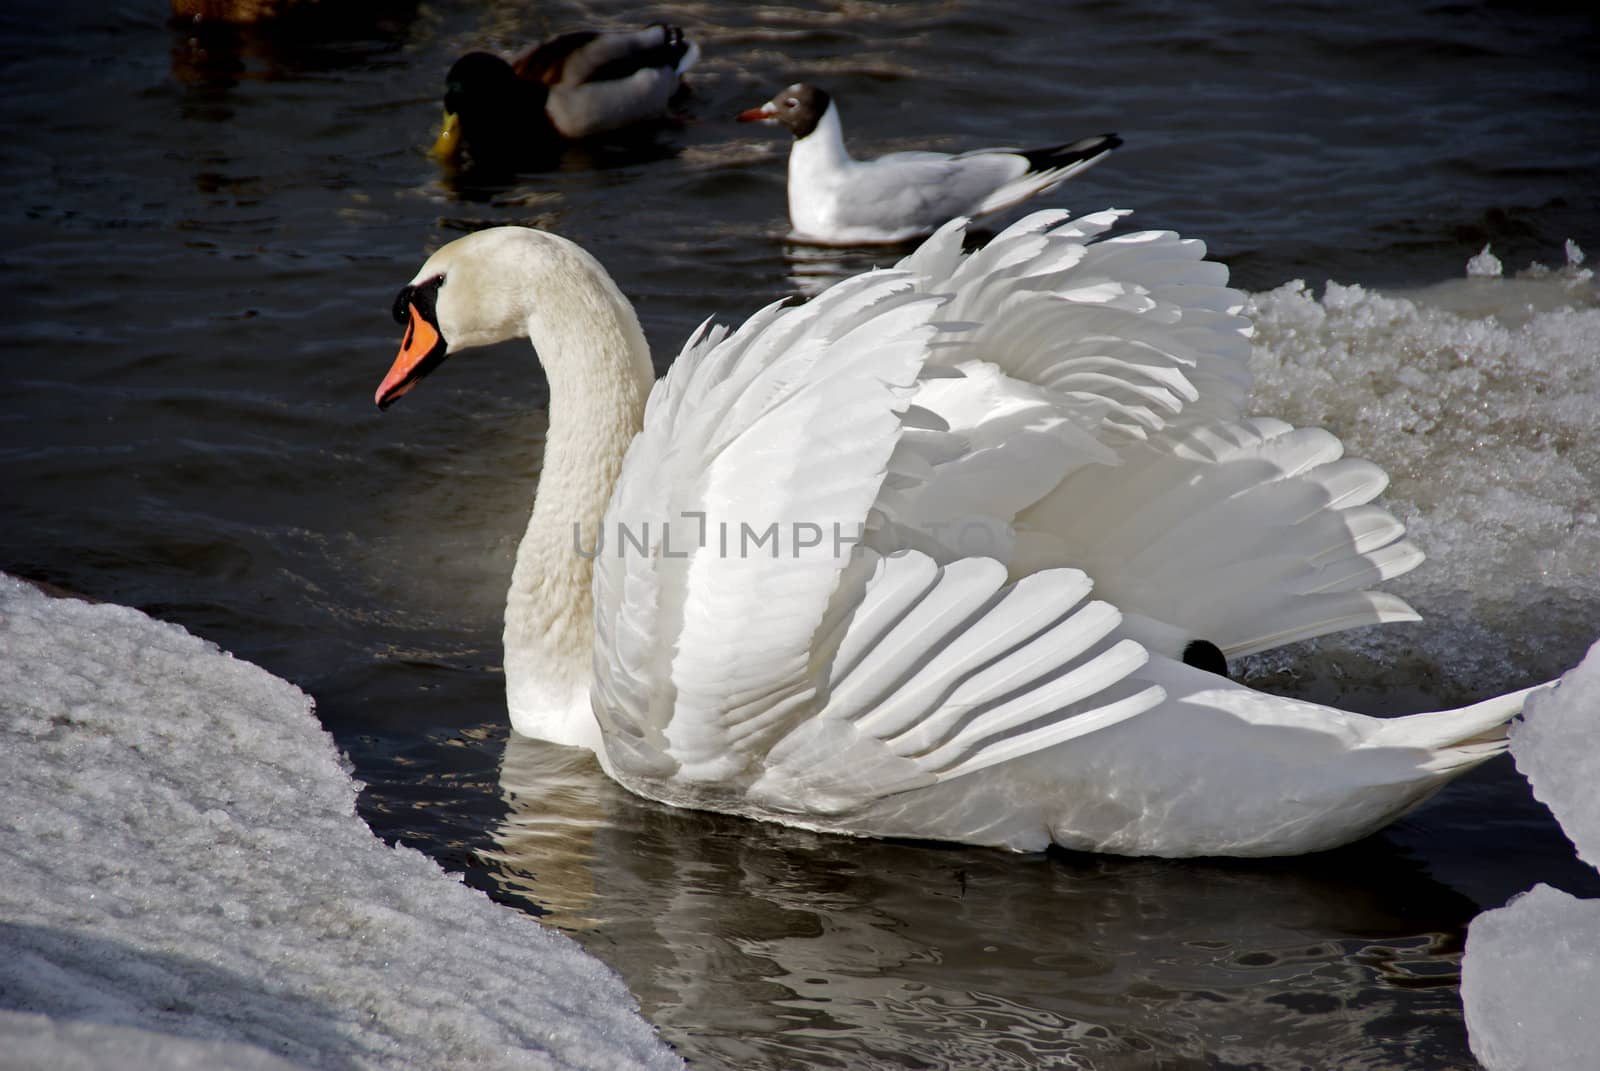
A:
[432,24,699,168]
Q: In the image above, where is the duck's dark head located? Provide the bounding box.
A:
[431,52,552,164]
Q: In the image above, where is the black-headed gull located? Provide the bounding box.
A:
[737,83,1121,245]
[432,25,699,168]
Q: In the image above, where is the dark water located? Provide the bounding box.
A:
[4,1,1598,1068]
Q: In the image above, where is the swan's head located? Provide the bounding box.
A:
[736,83,831,139]
[376,226,605,409]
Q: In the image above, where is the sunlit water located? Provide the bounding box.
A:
[4,1,1598,1068]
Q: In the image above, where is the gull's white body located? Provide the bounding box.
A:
[784,101,1116,245]
[392,210,1550,857]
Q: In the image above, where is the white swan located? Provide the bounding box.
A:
[737,83,1120,245]
[375,210,1551,857]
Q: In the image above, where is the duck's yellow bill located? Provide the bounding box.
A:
[430,110,461,160]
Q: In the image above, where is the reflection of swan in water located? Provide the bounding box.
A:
[488,732,1487,1069]
[483,735,616,929]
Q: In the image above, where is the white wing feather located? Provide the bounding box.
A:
[1013,417,1424,656]
[748,549,1163,814]
[592,269,948,786]
[869,211,1257,568]
[900,213,1255,447]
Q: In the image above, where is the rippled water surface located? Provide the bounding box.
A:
[5,1,1599,1068]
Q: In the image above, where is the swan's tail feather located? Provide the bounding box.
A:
[1375,682,1555,773]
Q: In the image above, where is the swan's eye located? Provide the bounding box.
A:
[784,97,799,108]
[415,274,445,310]
[392,275,444,325]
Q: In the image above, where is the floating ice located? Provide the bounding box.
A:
[1246,250,1600,693]
[1461,639,1600,1070]
[1462,884,1600,1071]
[1466,244,1503,278]
[1511,644,1600,866]
[0,574,682,1071]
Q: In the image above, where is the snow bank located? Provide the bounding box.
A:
[0,574,682,1071]
[0,1011,313,1071]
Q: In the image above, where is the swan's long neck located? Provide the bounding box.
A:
[501,248,654,749]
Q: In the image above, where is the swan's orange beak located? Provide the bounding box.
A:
[736,102,775,123]
[375,302,447,410]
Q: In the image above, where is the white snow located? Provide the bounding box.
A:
[0,574,683,1071]
[0,1011,314,1071]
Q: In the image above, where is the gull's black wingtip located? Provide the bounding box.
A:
[1021,132,1123,173]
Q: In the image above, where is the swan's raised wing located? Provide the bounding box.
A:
[591,269,949,785]
[747,549,1163,816]
[592,211,1269,814]
[900,211,1255,444]
[870,211,1257,564]
[1013,417,1424,657]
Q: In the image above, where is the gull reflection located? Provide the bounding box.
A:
[781,224,1005,298]
[782,239,908,298]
